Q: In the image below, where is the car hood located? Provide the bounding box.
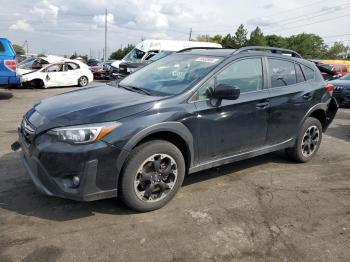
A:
[29,85,161,131]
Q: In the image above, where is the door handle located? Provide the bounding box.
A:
[303,93,312,100]
[256,101,269,109]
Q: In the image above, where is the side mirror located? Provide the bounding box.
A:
[212,83,240,100]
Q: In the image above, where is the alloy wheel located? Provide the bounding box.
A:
[301,125,320,157]
[134,154,178,202]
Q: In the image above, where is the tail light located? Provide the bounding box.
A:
[4,60,17,72]
[326,83,334,95]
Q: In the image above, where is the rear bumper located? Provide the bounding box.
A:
[16,130,128,202]
[0,76,21,85]
[333,91,350,105]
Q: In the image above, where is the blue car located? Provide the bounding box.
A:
[0,37,20,86]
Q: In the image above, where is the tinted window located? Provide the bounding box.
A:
[303,66,315,81]
[295,64,305,83]
[334,65,341,72]
[216,58,263,93]
[268,59,296,87]
[0,42,4,52]
[197,58,263,100]
[342,65,347,72]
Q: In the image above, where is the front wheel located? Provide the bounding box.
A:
[78,76,88,87]
[286,117,322,163]
[119,140,185,212]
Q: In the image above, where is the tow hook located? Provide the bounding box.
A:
[11,141,21,151]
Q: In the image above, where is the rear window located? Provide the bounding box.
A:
[0,42,5,52]
[268,59,296,88]
[303,66,315,81]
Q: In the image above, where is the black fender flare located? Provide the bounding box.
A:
[298,102,328,132]
[115,122,195,186]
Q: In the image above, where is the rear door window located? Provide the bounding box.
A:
[342,65,347,73]
[66,62,79,70]
[268,59,296,88]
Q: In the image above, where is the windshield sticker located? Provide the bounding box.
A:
[195,57,220,63]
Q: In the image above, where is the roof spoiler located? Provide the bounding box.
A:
[233,46,302,58]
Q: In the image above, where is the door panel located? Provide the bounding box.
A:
[193,57,269,164]
[265,58,314,144]
[194,91,269,163]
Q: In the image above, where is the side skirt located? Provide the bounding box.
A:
[189,138,295,174]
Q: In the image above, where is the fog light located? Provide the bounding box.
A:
[72,176,80,187]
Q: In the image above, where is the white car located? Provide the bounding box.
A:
[21,61,93,88]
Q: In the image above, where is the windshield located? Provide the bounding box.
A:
[340,73,350,80]
[124,48,146,62]
[120,54,223,96]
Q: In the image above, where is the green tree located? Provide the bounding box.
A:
[248,27,266,46]
[265,34,287,48]
[285,33,327,59]
[325,42,349,59]
[196,34,223,44]
[109,44,135,60]
[232,24,248,48]
[13,44,25,55]
[221,34,235,48]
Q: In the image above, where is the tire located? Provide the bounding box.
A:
[30,79,45,89]
[78,76,88,87]
[286,117,322,163]
[119,140,185,212]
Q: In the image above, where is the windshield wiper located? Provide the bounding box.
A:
[118,84,151,95]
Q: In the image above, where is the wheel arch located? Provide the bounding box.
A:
[300,103,328,132]
[124,122,194,170]
[115,122,194,188]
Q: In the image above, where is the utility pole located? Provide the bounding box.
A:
[188,28,192,41]
[104,8,108,61]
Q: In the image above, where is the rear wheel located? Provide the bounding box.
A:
[78,76,88,87]
[286,117,322,163]
[119,140,185,212]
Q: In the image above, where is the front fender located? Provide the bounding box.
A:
[114,122,194,187]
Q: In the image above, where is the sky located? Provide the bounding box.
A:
[1,0,350,58]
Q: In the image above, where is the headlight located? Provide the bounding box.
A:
[48,122,121,144]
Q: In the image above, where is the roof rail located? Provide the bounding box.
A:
[233,46,302,58]
[177,47,226,53]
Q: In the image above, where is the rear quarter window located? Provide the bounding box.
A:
[302,66,315,81]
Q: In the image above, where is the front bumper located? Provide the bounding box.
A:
[15,129,127,201]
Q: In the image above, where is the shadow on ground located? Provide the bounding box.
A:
[0,150,291,222]
[0,91,13,100]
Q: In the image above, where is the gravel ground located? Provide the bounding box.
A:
[0,84,349,262]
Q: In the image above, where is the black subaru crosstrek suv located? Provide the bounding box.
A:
[12,46,338,212]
